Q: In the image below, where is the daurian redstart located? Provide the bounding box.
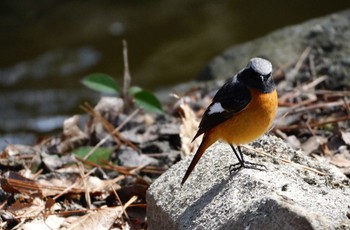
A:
[181,57,278,185]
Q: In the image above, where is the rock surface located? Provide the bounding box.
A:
[147,135,350,229]
[198,9,350,90]
[147,10,350,229]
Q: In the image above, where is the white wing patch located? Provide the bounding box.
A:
[208,102,225,115]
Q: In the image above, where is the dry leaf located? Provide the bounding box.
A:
[1,171,42,198]
[67,206,124,230]
[301,136,327,155]
[37,172,80,197]
[330,153,350,168]
[57,115,88,154]
[0,144,41,172]
[179,103,200,158]
[285,135,301,150]
[340,130,350,146]
[8,197,45,218]
[37,173,121,197]
[63,115,85,138]
[22,215,66,230]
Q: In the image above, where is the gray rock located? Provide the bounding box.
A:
[147,135,350,229]
[198,9,350,90]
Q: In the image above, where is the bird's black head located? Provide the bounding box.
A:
[237,57,275,93]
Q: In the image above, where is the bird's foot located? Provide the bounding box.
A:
[229,161,267,174]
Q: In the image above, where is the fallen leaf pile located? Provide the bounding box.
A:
[273,47,350,176]
[1,47,350,229]
[0,96,180,229]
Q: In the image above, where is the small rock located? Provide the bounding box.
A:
[147,135,350,229]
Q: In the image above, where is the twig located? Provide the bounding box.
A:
[287,47,311,79]
[300,75,328,91]
[81,102,138,151]
[279,75,327,103]
[269,110,290,132]
[276,115,350,131]
[309,54,316,78]
[110,187,137,224]
[122,39,133,114]
[122,40,131,98]
[292,100,347,114]
[83,108,140,160]
[343,96,350,115]
[314,90,350,97]
[242,145,327,176]
[129,164,150,174]
[52,167,95,200]
[77,161,91,209]
[101,160,165,175]
[121,195,138,229]
[81,102,122,147]
[285,98,317,111]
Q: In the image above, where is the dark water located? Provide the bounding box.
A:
[1,1,350,149]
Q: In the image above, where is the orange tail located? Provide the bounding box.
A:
[181,133,217,185]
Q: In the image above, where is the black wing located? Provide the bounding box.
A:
[193,77,251,140]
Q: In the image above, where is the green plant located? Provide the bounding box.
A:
[72,146,115,165]
[81,41,163,114]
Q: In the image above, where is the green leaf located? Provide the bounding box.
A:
[72,146,114,164]
[133,90,164,114]
[82,73,119,94]
[128,86,143,95]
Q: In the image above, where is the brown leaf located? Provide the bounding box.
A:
[37,172,81,197]
[58,115,88,154]
[340,130,350,146]
[1,171,42,198]
[179,103,200,158]
[66,206,124,230]
[330,153,350,168]
[301,136,327,155]
[45,197,56,210]
[37,173,121,197]
[117,184,148,203]
[63,115,85,138]
[8,197,45,218]
[21,215,66,230]
[0,144,41,172]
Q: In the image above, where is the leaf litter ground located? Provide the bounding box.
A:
[1,47,350,229]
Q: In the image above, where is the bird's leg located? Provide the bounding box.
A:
[229,145,266,174]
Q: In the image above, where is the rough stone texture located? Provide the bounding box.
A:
[147,135,350,229]
[197,9,350,90]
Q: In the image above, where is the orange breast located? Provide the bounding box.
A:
[210,88,278,145]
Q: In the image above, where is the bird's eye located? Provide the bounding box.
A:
[262,74,270,80]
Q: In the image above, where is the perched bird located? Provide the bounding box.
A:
[181,57,278,185]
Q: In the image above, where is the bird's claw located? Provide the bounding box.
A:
[229,161,267,174]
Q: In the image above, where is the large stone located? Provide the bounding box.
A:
[147,135,350,229]
[197,9,350,90]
